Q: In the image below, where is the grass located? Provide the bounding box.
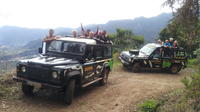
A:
[113,52,122,67]
[136,58,200,112]
[156,89,199,112]
[138,99,159,112]
[0,73,21,100]
[136,89,191,112]
[187,59,198,67]
[110,52,122,72]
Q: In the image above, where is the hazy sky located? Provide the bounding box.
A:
[0,0,171,29]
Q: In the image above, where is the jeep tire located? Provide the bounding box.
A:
[22,83,34,96]
[132,63,141,73]
[170,64,180,74]
[64,79,75,105]
[99,69,109,86]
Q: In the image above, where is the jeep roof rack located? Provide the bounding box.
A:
[56,36,112,45]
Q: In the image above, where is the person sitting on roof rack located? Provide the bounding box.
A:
[163,40,172,57]
[173,40,178,48]
[169,38,174,46]
[157,39,163,46]
[72,30,78,38]
[93,30,105,43]
[172,40,178,57]
[88,31,94,39]
[94,26,99,37]
[43,29,59,41]
[164,40,172,48]
[81,23,91,37]
[102,30,113,44]
[80,23,113,44]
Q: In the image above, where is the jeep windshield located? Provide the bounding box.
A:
[45,40,86,56]
[139,44,157,55]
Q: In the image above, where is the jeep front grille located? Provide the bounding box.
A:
[121,54,129,62]
[21,66,51,82]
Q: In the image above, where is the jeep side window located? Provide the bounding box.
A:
[85,46,94,60]
[63,42,86,55]
[104,46,112,58]
[151,48,161,59]
[95,46,103,59]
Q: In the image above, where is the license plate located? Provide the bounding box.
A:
[27,81,42,88]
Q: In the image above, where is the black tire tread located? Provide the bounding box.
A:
[64,79,75,105]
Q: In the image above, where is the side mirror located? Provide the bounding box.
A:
[38,47,42,54]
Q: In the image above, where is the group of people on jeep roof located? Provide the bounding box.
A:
[43,24,112,44]
[156,38,179,57]
[157,38,178,48]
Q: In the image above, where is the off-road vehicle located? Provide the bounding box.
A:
[13,37,113,105]
[119,43,187,74]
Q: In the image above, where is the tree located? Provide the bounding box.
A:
[161,0,200,53]
[110,28,144,52]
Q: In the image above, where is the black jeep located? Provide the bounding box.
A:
[13,37,113,105]
[119,43,187,74]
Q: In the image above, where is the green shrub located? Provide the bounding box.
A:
[188,59,198,66]
[139,99,159,112]
[193,48,200,64]
[181,70,200,111]
[194,48,200,57]
[113,52,121,67]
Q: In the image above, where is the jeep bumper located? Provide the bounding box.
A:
[13,76,63,89]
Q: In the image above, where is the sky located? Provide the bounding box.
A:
[0,0,171,29]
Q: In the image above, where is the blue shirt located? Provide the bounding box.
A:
[164,42,172,47]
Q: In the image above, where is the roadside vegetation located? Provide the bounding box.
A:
[135,0,200,111]
[0,72,20,100]
[110,28,144,53]
[136,57,200,112]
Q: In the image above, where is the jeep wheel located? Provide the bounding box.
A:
[170,64,180,74]
[22,83,34,96]
[132,63,141,73]
[64,79,75,105]
[99,69,109,86]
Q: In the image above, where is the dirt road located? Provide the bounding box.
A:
[0,67,192,112]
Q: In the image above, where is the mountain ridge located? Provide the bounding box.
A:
[0,13,172,46]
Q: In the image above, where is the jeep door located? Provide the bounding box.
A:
[94,45,104,78]
[82,45,96,83]
[149,48,162,68]
[94,45,112,77]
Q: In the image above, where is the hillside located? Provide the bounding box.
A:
[0,13,172,47]
[82,13,172,42]
[0,39,42,61]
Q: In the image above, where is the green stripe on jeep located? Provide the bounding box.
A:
[108,60,113,70]
[163,61,171,68]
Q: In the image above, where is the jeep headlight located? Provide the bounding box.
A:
[21,66,26,73]
[52,71,58,79]
[129,58,132,62]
